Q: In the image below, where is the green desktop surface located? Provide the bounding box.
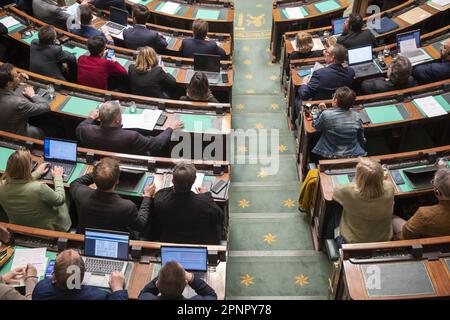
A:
[62,46,87,59]
[179,114,214,132]
[115,173,149,196]
[314,0,341,13]
[282,6,309,19]
[67,163,87,184]
[336,174,350,185]
[21,31,39,45]
[195,8,221,20]
[60,96,102,117]
[0,146,16,171]
[116,57,130,68]
[365,105,404,124]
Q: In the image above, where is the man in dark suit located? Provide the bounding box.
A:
[70,157,154,237]
[148,163,224,245]
[336,14,377,49]
[413,38,450,84]
[180,19,226,59]
[32,0,73,30]
[139,261,217,300]
[33,249,128,300]
[295,44,355,120]
[75,100,182,155]
[123,4,168,52]
[0,22,8,62]
[29,25,77,81]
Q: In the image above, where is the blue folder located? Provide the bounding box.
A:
[371,17,399,34]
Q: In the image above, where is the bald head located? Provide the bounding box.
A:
[441,39,450,61]
[99,101,122,127]
[53,249,85,289]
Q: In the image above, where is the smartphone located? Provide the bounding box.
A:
[106,49,115,60]
[45,260,55,279]
[143,176,155,189]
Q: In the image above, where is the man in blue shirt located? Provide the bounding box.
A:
[32,249,128,300]
[413,38,450,84]
[70,4,113,44]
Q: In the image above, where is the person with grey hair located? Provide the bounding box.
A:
[75,100,183,155]
[393,168,450,239]
[147,162,224,244]
[361,56,415,94]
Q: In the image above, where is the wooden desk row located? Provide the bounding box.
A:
[309,145,450,251]
[2,6,234,102]
[0,222,227,299]
[296,80,450,177]
[333,235,450,300]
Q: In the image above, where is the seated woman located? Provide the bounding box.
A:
[180,72,218,103]
[285,31,322,77]
[128,46,177,99]
[361,56,415,94]
[332,157,395,244]
[0,150,71,231]
[312,86,366,160]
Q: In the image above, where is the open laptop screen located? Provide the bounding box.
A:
[397,30,421,52]
[84,229,130,260]
[194,54,221,73]
[110,6,128,26]
[43,138,77,162]
[332,17,346,35]
[161,246,207,272]
[348,45,373,65]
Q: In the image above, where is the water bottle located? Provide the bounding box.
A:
[129,101,136,113]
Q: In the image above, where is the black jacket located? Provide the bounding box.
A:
[128,65,177,98]
[148,188,224,245]
[29,40,76,81]
[180,37,226,59]
[337,30,377,49]
[70,174,151,235]
[179,95,219,103]
[75,118,173,156]
[123,25,168,52]
[360,76,416,95]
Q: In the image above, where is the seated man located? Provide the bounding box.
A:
[76,101,182,155]
[336,14,377,49]
[70,4,113,43]
[139,261,217,300]
[295,44,355,120]
[33,249,127,300]
[413,38,450,84]
[180,19,226,59]
[77,35,127,90]
[70,157,154,237]
[393,168,450,239]
[32,0,73,30]
[361,56,415,94]
[0,63,50,138]
[148,163,224,244]
[30,25,77,81]
[123,4,168,52]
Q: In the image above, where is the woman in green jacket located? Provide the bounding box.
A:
[0,149,71,231]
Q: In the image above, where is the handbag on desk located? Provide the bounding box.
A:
[0,246,14,269]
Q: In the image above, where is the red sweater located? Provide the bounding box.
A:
[77,55,127,90]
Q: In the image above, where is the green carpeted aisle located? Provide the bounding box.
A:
[225,0,331,299]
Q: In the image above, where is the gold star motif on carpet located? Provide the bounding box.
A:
[295,274,309,287]
[283,198,295,208]
[257,169,269,178]
[242,46,250,52]
[278,144,288,152]
[238,146,248,153]
[269,75,278,81]
[256,3,263,8]
[271,104,280,110]
[263,233,277,245]
[255,122,264,129]
[245,73,253,80]
[240,274,254,287]
[247,89,255,94]
[243,59,251,65]
[236,104,245,110]
[238,199,250,208]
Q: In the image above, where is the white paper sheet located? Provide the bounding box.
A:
[11,248,47,278]
[285,7,304,19]
[433,0,450,6]
[64,3,80,17]
[312,38,325,51]
[159,2,181,15]
[414,96,447,118]
[0,16,21,29]
[169,172,205,193]
[127,0,141,3]
[399,38,418,53]
[122,109,163,131]
[310,62,324,76]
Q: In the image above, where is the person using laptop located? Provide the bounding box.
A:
[139,261,217,300]
[295,44,355,121]
[361,56,415,94]
[413,38,450,84]
[33,249,128,300]
[336,14,377,49]
[123,4,168,52]
[285,31,322,77]
[70,4,114,44]
[0,150,72,232]
[147,163,224,244]
[393,169,450,240]
[180,72,219,103]
[180,19,226,59]
[70,157,154,237]
[0,63,51,139]
[75,101,183,155]
[77,35,127,90]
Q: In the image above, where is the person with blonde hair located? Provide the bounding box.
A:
[128,46,177,98]
[285,31,322,76]
[0,149,71,231]
[332,157,395,244]
[180,72,218,103]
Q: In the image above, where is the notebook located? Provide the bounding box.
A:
[398,7,432,25]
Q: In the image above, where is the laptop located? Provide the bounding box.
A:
[396,30,431,66]
[403,166,437,189]
[348,45,379,78]
[331,17,346,36]
[41,138,77,183]
[193,54,221,84]
[83,228,132,289]
[102,6,128,35]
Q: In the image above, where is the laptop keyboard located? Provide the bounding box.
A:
[103,22,125,35]
[85,258,125,275]
[203,72,220,83]
[41,161,75,182]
